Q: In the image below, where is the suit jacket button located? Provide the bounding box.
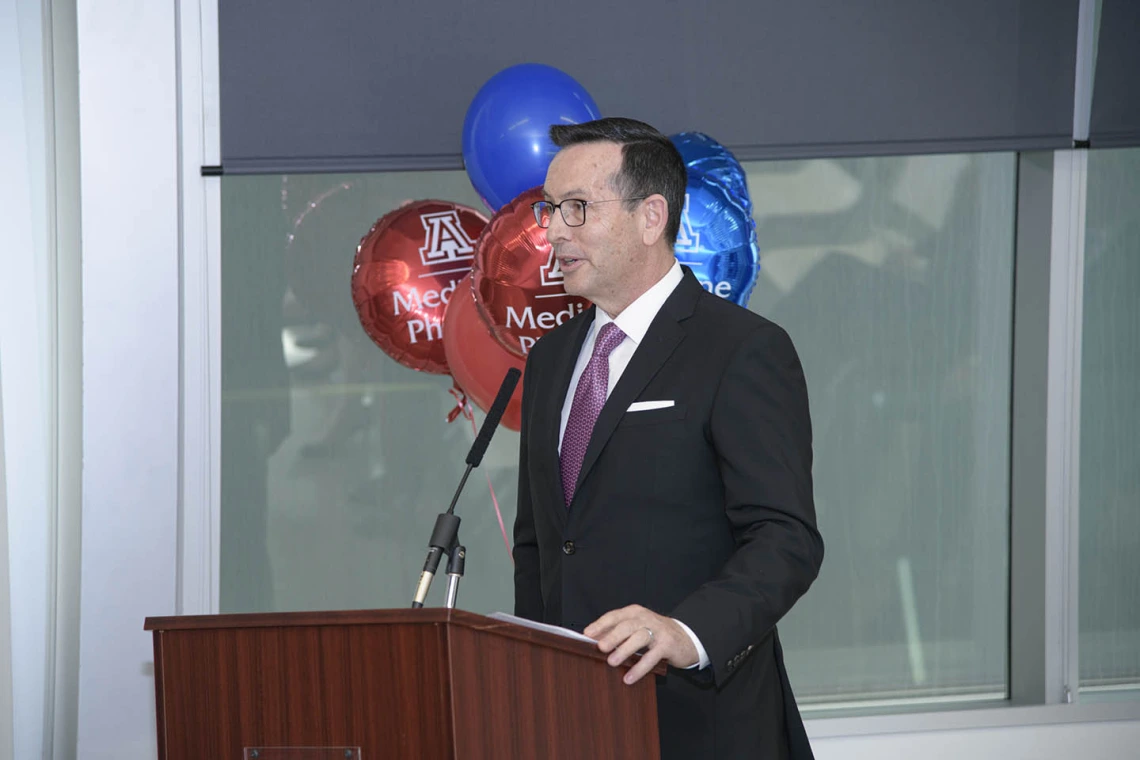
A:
[562,540,576,555]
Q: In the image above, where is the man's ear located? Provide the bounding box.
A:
[641,194,668,247]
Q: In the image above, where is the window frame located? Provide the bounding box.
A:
[176,0,1140,735]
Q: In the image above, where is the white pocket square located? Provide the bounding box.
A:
[627,400,675,412]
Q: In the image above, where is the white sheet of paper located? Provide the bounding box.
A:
[487,611,597,644]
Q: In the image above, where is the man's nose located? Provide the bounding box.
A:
[544,213,571,245]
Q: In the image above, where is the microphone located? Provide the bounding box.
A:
[411,368,521,608]
[444,545,466,608]
[465,367,521,467]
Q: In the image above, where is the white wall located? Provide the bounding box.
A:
[0,349,13,760]
[75,1,181,757]
[812,719,1140,759]
[1,1,54,758]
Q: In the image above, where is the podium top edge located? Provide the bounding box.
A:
[143,608,666,675]
[144,607,486,631]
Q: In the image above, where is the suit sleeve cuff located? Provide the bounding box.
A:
[673,618,710,670]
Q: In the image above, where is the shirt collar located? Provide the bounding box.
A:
[593,260,684,346]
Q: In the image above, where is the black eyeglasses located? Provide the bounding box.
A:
[531,196,649,228]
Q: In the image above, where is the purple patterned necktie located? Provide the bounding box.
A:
[560,322,626,506]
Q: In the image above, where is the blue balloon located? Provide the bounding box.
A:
[463,64,602,211]
[672,132,753,214]
[670,133,760,307]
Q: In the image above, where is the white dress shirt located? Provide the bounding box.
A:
[557,260,710,669]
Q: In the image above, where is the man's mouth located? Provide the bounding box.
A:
[558,256,584,272]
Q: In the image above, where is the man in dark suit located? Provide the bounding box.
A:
[513,117,823,759]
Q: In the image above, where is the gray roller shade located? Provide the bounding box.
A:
[218,0,1079,173]
[1089,0,1140,148]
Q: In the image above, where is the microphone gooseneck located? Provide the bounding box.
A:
[410,368,521,608]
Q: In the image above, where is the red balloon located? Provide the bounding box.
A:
[443,273,524,431]
[351,200,488,374]
[472,187,591,359]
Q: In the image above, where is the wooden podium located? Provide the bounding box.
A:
[144,608,661,759]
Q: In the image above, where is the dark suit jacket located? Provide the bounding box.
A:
[514,268,824,760]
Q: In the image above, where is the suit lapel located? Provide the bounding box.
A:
[543,308,595,531]
[572,271,702,498]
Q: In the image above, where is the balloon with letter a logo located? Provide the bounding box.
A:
[670,132,760,307]
[351,200,488,373]
[471,186,591,359]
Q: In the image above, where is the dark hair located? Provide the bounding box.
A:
[549,117,687,246]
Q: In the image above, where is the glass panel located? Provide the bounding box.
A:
[1079,147,1140,693]
[220,172,517,615]
[219,153,1016,705]
[747,154,1015,705]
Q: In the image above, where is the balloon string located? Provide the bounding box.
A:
[447,386,473,424]
[447,386,513,563]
